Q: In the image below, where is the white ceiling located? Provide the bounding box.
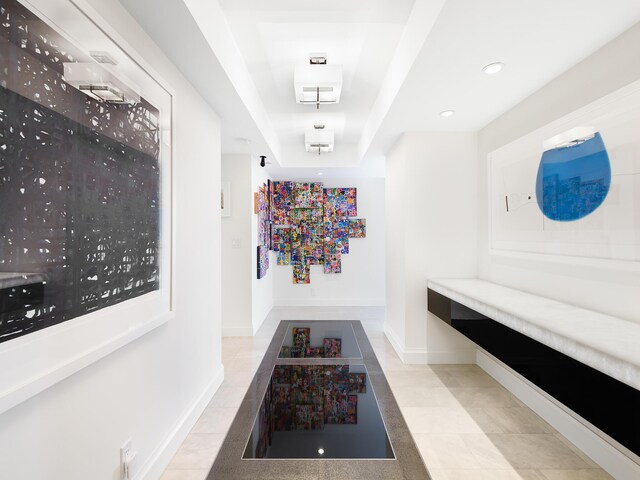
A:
[363,0,640,162]
[218,0,640,174]
[123,0,640,178]
[218,0,417,167]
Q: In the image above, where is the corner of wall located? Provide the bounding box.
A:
[386,132,479,365]
[383,321,406,362]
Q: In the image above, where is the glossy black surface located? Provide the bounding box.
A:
[243,363,393,459]
[278,321,362,359]
[209,320,430,479]
[428,288,640,458]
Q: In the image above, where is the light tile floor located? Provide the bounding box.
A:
[161,308,613,480]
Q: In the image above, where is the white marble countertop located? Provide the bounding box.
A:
[427,278,640,391]
[0,272,47,289]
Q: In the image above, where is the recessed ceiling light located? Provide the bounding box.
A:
[317,172,323,176]
[482,62,505,75]
[440,110,455,118]
[318,448,325,455]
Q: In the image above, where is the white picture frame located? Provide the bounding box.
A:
[221,180,231,217]
[488,79,640,266]
[0,0,175,415]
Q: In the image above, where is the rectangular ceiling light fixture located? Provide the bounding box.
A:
[305,129,335,154]
[63,62,140,104]
[294,55,342,109]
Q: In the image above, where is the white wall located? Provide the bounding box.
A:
[385,132,477,363]
[0,1,223,479]
[385,140,408,347]
[221,155,274,336]
[273,177,386,307]
[477,22,640,323]
[221,155,253,335]
[251,160,274,332]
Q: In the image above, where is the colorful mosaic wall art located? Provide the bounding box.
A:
[255,181,366,282]
[257,245,269,279]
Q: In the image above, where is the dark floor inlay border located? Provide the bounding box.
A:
[207,320,431,480]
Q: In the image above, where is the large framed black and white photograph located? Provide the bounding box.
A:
[0,0,173,413]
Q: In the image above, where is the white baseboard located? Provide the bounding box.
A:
[222,326,254,336]
[403,347,429,364]
[138,365,225,480]
[270,306,384,321]
[427,349,476,364]
[274,298,385,307]
[252,306,273,335]
[223,307,273,337]
[384,322,406,360]
[384,323,475,364]
[476,350,640,480]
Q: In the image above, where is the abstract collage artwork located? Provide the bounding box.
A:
[255,181,366,282]
[0,0,162,343]
[489,81,640,262]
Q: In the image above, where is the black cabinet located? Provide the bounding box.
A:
[428,288,640,458]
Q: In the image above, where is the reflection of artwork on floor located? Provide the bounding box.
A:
[305,346,324,357]
[325,393,357,425]
[280,327,341,359]
[295,404,324,430]
[292,327,310,350]
[254,363,364,452]
[489,82,640,261]
[255,180,366,281]
[279,346,290,358]
[256,371,273,457]
[349,373,367,393]
[323,338,342,358]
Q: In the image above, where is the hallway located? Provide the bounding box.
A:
[162,309,611,480]
[1,1,639,478]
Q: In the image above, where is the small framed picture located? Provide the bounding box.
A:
[221,181,231,217]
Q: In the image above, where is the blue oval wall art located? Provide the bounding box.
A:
[535,131,611,222]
